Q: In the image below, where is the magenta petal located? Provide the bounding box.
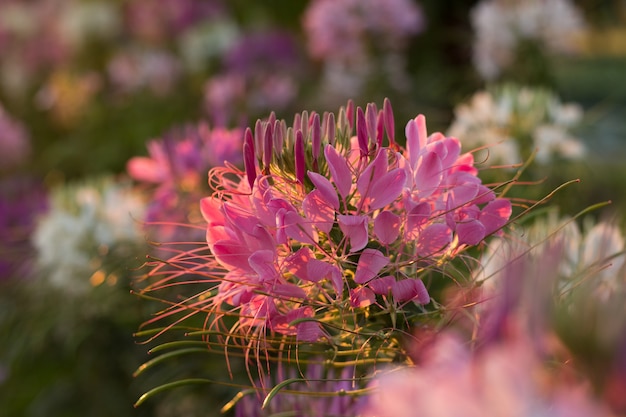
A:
[303,190,335,234]
[369,168,406,210]
[416,223,451,257]
[368,275,396,295]
[357,149,388,197]
[127,157,164,183]
[405,202,431,240]
[354,249,390,284]
[213,240,252,271]
[282,210,318,245]
[374,211,401,245]
[456,219,486,246]
[337,214,369,252]
[307,171,340,210]
[350,286,376,308]
[297,320,324,342]
[405,115,428,165]
[324,144,352,199]
[200,197,224,226]
[392,279,430,304]
[285,247,312,279]
[480,198,512,235]
[248,250,277,281]
[414,152,443,197]
[272,283,307,300]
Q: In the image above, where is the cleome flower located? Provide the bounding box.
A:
[137,99,513,397]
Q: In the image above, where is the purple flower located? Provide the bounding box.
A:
[0,176,48,280]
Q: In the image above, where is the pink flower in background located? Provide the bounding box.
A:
[107,48,182,96]
[0,176,48,280]
[303,0,425,105]
[204,30,303,126]
[124,0,222,44]
[303,0,424,63]
[127,122,242,242]
[0,104,30,170]
[360,332,610,417]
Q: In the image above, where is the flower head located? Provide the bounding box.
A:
[140,99,513,379]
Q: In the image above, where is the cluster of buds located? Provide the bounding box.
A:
[142,99,512,379]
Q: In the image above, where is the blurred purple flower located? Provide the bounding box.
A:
[127,122,242,242]
[204,30,303,126]
[124,0,223,44]
[0,104,30,170]
[0,176,48,280]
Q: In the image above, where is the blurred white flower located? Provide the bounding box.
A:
[448,84,586,165]
[471,0,587,80]
[33,177,146,295]
[58,0,121,49]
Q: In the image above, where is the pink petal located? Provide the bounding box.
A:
[405,115,428,165]
[280,210,318,245]
[405,202,431,240]
[200,197,224,226]
[369,168,406,210]
[456,219,486,246]
[307,172,340,210]
[354,249,390,284]
[414,152,443,197]
[272,283,307,300]
[416,223,451,257]
[296,320,324,342]
[368,275,396,295]
[324,144,352,199]
[127,157,164,183]
[223,202,259,235]
[480,198,512,235]
[357,148,389,199]
[374,211,401,245]
[350,286,376,308]
[337,214,369,252]
[213,239,252,271]
[392,279,430,304]
[303,190,335,234]
[248,250,277,282]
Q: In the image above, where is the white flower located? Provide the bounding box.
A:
[33,177,146,295]
[448,85,586,165]
[471,0,587,80]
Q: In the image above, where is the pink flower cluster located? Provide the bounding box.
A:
[303,0,424,62]
[199,99,511,344]
[127,122,242,242]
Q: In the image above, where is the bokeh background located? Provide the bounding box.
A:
[1,0,626,416]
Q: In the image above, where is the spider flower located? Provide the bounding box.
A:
[127,122,243,242]
[141,99,512,377]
